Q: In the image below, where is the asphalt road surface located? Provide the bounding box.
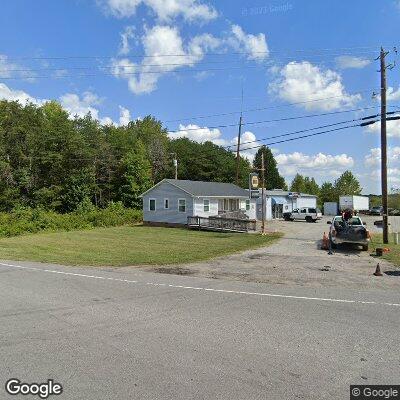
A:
[1,260,399,399]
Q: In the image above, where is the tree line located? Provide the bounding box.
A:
[289,170,362,207]
[0,99,366,213]
[0,100,254,212]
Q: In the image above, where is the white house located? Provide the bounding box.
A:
[141,179,257,226]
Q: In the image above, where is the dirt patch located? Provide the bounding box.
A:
[154,267,196,276]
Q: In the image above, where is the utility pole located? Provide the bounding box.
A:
[170,153,178,179]
[261,152,266,234]
[235,115,243,185]
[380,47,389,244]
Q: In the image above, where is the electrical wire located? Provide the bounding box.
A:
[164,94,391,123]
[3,45,391,61]
[236,124,359,152]
[166,104,397,134]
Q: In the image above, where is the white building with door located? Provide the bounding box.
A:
[141,179,257,226]
[256,189,318,220]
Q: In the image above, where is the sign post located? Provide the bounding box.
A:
[249,173,259,199]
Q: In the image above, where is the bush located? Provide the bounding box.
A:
[0,204,143,237]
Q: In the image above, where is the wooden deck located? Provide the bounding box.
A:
[187,216,257,233]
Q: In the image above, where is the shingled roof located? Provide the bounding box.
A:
[141,179,249,198]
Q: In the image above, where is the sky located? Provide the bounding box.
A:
[0,0,400,194]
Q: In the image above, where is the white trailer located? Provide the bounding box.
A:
[339,195,369,212]
[324,202,338,216]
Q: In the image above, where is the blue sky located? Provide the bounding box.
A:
[1,0,400,193]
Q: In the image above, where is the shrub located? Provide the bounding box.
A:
[0,205,143,237]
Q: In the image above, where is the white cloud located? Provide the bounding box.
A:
[231,131,258,162]
[228,25,268,61]
[102,0,217,21]
[269,61,361,111]
[0,54,36,82]
[365,114,400,137]
[387,86,400,101]
[364,146,400,167]
[372,86,400,102]
[275,151,354,178]
[118,105,131,125]
[368,168,400,185]
[59,91,103,120]
[168,123,226,145]
[112,25,220,94]
[0,82,46,105]
[119,26,135,55]
[113,24,268,94]
[0,83,132,126]
[335,55,371,69]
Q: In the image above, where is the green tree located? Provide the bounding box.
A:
[253,146,286,190]
[319,182,336,203]
[334,170,362,196]
[304,177,320,196]
[169,138,251,187]
[290,174,306,193]
[118,140,153,208]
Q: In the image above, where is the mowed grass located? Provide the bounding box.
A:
[0,225,281,266]
[370,234,400,267]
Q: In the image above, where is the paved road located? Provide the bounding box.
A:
[1,260,399,399]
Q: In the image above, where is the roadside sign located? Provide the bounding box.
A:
[249,173,259,198]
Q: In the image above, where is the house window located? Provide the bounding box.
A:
[164,199,169,209]
[245,199,250,211]
[178,199,186,213]
[149,199,156,211]
[203,199,210,212]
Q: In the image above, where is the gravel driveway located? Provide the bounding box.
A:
[141,216,400,290]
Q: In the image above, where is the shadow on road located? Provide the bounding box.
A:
[384,270,400,277]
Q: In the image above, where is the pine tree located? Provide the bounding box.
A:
[334,171,362,196]
[290,174,306,193]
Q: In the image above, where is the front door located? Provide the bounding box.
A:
[272,204,283,219]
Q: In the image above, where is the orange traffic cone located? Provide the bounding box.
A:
[373,263,383,277]
[321,232,329,250]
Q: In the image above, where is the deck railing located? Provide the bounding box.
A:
[187,216,256,232]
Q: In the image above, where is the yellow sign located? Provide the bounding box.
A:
[251,175,259,188]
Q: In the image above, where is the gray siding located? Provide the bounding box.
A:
[143,181,194,224]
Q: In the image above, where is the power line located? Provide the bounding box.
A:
[164,93,387,123]
[225,118,365,149]
[236,124,359,152]
[166,104,394,134]
[3,45,390,61]
[235,113,400,152]
[0,63,274,80]
[0,59,258,73]
[0,53,380,74]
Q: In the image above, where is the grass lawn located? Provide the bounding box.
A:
[0,225,281,266]
[370,234,400,267]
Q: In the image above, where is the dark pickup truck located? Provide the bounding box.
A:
[327,216,371,251]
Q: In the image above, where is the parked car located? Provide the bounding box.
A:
[369,206,383,216]
[283,207,322,223]
[327,216,370,251]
